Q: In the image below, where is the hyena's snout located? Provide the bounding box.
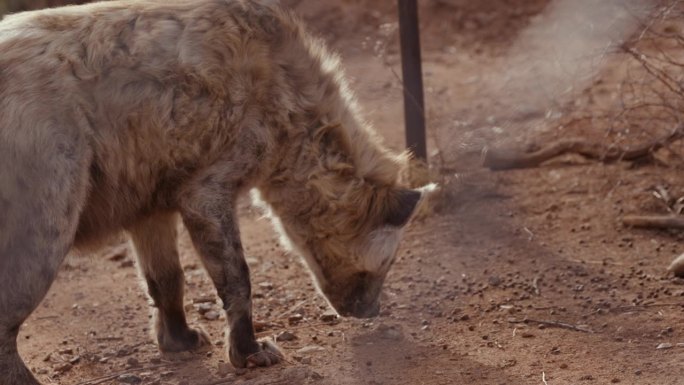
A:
[328,272,383,318]
[337,297,380,318]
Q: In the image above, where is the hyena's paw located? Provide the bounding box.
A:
[0,353,42,385]
[158,327,211,353]
[230,339,283,368]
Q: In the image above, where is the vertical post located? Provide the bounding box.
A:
[397,0,427,160]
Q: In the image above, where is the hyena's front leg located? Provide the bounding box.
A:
[128,213,210,353]
[179,187,283,368]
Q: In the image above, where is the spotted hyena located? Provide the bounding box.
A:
[0,1,430,383]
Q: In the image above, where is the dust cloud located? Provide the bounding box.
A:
[493,0,655,120]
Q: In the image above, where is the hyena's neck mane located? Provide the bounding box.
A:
[267,10,407,190]
[254,9,409,256]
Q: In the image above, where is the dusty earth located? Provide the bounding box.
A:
[15,1,684,384]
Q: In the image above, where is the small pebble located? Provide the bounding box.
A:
[197,303,213,315]
[117,374,142,384]
[320,310,338,322]
[203,310,220,321]
[288,314,304,324]
[276,331,298,342]
[217,362,232,377]
[53,363,72,374]
[297,345,325,354]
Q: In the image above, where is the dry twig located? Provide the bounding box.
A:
[622,214,684,229]
[508,318,594,333]
[483,126,684,170]
[74,363,179,385]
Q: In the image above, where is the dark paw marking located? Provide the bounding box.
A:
[230,339,283,368]
[158,327,210,353]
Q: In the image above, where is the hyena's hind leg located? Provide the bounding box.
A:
[0,139,88,385]
[128,213,210,353]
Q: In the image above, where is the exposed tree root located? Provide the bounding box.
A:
[482,127,683,171]
[622,214,684,229]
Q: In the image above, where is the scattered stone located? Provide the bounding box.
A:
[126,357,140,368]
[116,346,134,357]
[203,310,221,321]
[579,374,594,381]
[310,371,324,380]
[288,314,304,324]
[192,296,217,304]
[560,363,568,369]
[300,356,312,364]
[320,310,338,323]
[58,348,74,355]
[197,303,213,315]
[656,342,673,350]
[258,281,274,290]
[521,332,535,338]
[245,257,259,267]
[217,362,232,376]
[53,363,73,374]
[276,331,298,342]
[488,275,502,287]
[117,374,142,384]
[297,345,325,354]
[68,355,81,365]
[635,369,642,375]
[611,378,621,383]
[182,263,198,271]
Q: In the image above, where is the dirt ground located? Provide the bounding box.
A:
[17,1,684,384]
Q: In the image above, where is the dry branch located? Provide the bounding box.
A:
[622,214,684,229]
[508,318,594,333]
[483,127,683,170]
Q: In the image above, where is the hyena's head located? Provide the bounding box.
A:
[305,187,425,318]
[254,184,426,318]
[254,124,432,318]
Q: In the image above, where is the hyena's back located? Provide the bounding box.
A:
[0,1,291,382]
[0,0,283,243]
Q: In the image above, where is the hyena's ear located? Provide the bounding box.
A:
[383,183,438,227]
[384,188,423,227]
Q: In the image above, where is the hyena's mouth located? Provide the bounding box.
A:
[335,298,380,319]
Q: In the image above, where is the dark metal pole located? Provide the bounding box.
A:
[397,0,427,160]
